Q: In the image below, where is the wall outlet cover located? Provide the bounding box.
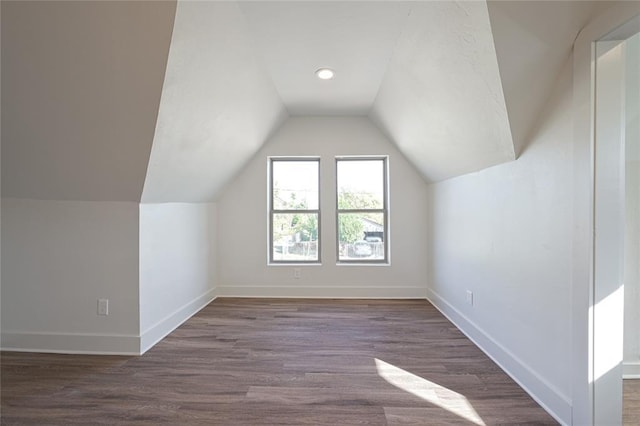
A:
[98,298,109,316]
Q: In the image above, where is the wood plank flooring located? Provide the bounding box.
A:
[2,299,558,425]
[625,379,640,426]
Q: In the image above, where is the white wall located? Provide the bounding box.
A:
[1,199,140,354]
[217,117,428,298]
[624,32,640,378]
[1,200,219,355]
[139,203,217,353]
[426,59,574,423]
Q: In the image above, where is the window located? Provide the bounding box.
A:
[336,157,388,263]
[269,158,320,263]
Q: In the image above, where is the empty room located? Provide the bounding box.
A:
[1,1,639,425]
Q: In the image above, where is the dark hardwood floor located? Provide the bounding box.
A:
[2,298,557,425]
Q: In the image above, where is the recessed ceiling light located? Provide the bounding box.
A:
[315,68,335,80]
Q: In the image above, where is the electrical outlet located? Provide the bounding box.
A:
[293,268,301,279]
[98,298,109,316]
[466,290,474,306]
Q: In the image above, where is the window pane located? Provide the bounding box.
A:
[337,160,384,209]
[272,213,318,261]
[337,212,384,261]
[273,161,319,210]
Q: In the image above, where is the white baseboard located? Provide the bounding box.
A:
[0,331,140,355]
[139,287,217,354]
[623,361,640,379]
[1,288,218,356]
[426,288,571,426]
[216,285,426,299]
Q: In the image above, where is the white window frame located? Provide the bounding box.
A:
[335,156,389,264]
[268,157,321,265]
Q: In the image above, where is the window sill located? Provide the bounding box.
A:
[268,262,322,267]
[336,262,390,267]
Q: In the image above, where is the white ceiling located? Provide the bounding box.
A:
[370,1,515,182]
[143,1,603,202]
[239,1,411,115]
[1,1,606,203]
[486,0,604,156]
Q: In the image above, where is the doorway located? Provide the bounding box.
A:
[593,22,639,425]
[621,31,640,425]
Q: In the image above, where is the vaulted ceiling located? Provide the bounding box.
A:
[1,1,176,201]
[1,1,604,203]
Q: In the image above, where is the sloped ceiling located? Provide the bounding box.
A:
[142,0,604,202]
[140,1,287,202]
[2,1,605,203]
[1,1,176,201]
[142,1,410,202]
[370,1,515,182]
[486,0,604,157]
[370,0,602,182]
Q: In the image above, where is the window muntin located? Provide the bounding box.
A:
[336,157,388,263]
[269,158,320,263]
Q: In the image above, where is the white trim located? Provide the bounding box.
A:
[426,288,571,426]
[140,288,217,354]
[216,285,426,299]
[623,361,640,379]
[0,331,140,355]
[571,5,640,424]
[1,288,218,356]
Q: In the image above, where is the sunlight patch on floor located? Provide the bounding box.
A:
[375,358,486,425]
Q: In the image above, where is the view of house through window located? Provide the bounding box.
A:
[269,158,320,263]
[336,157,388,262]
